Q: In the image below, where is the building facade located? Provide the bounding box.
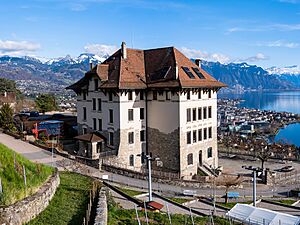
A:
[68,42,225,179]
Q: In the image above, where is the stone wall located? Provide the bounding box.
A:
[148,127,180,172]
[93,187,107,225]
[0,170,60,225]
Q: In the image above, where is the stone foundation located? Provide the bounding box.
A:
[0,170,60,225]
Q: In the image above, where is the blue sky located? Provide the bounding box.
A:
[0,0,300,68]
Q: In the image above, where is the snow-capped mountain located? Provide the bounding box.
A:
[267,65,300,75]
[45,53,107,66]
[0,53,299,92]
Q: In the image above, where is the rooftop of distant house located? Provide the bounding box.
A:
[67,42,226,92]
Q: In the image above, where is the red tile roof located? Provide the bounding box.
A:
[67,45,226,91]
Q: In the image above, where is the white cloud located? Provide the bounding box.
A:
[179,47,268,64]
[241,53,269,62]
[179,47,231,64]
[257,40,299,48]
[0,40,40,56]
[70,3,87,11]
[84,44,118,57]
[278,0,300,3]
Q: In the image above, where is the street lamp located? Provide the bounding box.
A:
[137,153,160,202]
[242,165,260,207]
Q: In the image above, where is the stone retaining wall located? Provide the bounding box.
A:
[93,187,107,225]
[0,170,60,225]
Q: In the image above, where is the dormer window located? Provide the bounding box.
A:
[192,67,205,79]
[182,67,195,79]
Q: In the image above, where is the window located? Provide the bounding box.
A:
[98,119,102,131]
[94,79,98,91]
[140,130,145,142]
[207,147,213,158]
[128,91,133,100]
[109,109,113,123]
[187,108,191,122]
[198,129,202,141]
[192,108,197,121]
[203,128,207,140]
[140,108,145,120]
[187,91,190,100]
[98,98,102,111]
[128,109,134,121]
[208,90,212,98]
[92,98,96,110]
[128,132,134,144]
[187,153,193,165]
[83,107,87,120]
[166,91,171,100]
[182,67,195,79]
[129,155,134,166]
[83,92,87,100]
[140,92,144,100]
[203,107,207,119]
[208,106,212,118]
[82,127,87,134]
[208,127,212,139]
[153,91,157,100]
[187,131,191,144]
[192,67,205,79]
[198,107,202,120]
[93,118,97,130]
[109,92,113,101]
[193,130,197,143]
[96,142,102,153]
[109,132,114,146]
[198,91,201,99]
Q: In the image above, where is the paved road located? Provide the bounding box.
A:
[256,201,300,216]
[1,132,300,199]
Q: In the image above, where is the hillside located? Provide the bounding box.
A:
[0,54,299,94]
[0,143,53,205]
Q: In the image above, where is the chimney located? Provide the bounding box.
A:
[121,41,127,59]
[4,91,7,97]
[195,59,201,68]
[89,62,93,71]
[175,62,179,79]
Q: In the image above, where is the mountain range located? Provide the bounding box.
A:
[0,53,299,93]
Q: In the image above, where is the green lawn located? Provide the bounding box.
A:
[27,172,93,225]
[217,201,253,209]
[0,143,54,205]
[169,197,192,204]
[119,187,146,197]
[108,195,231,225]
[273,199,296,205]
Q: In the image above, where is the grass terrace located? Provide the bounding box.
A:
[108,194,231,225]
[27,172,93,225]
[0,143,54,205]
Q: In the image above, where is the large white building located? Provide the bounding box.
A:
[68,42,226,179]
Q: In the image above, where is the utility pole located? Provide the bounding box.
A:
[137,153,159,202]
[242,166,259,207]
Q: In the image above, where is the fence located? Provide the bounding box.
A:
[101,159,180,180]
[82,181,102,225]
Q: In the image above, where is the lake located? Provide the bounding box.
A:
[219,91,300,146]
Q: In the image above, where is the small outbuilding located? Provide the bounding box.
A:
[74,132,105,159]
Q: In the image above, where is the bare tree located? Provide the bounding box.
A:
[257,145,273,172]
[217,175,243,204]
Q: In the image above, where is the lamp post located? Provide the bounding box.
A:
[242,165,259,207]
[138,153,159,202]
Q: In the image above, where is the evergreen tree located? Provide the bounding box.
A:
[0,103,15,131]
[35,94,58,113]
